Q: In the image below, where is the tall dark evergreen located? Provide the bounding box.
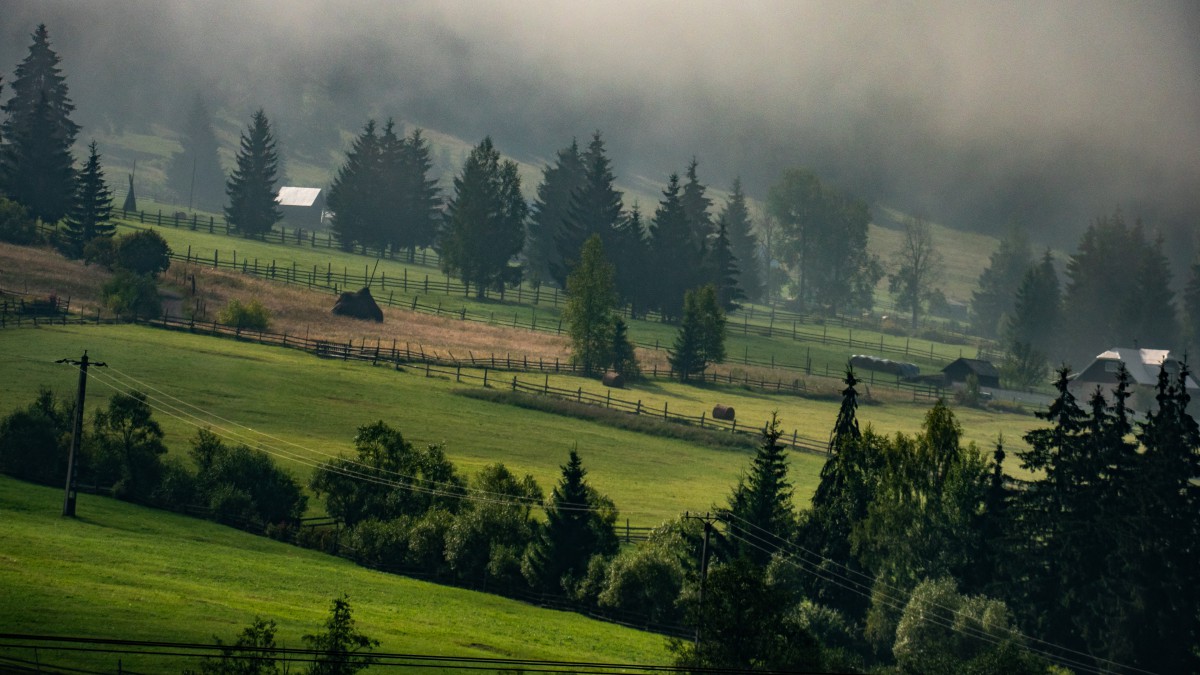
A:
[528,139,584,285]
[1,24,79,224]
[667,285,725,382]
[726,413,795,564]
[554,132,623,287]
[523,449,619,593]
[648,174,701,319]
[327,120,383,251]
[611,203,651,316]
[717,179,762,302]
[1185,259,1200,352]
[224,110,283,238]
[394,127,441,259]
[680,158,713,247]
[440,137,527,299]
[63,142,114,256]
[1062,211,1178,362]
[971,225,1032,338]
[166,95,225,211]
[704,218,743,311]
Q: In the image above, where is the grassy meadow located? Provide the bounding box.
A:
[0,476,670,673]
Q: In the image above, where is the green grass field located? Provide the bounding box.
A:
[0,475,670,673]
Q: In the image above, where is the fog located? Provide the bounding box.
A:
[3,0,1198,252]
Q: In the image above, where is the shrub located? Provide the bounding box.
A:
[114,229,172,277]
[0,198,38,244]
[0,388,72,485]
[219,298,271,331]
[189,429,307,527]
[102,270,161,319]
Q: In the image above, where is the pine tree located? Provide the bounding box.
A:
[327,120,382,251]
[528,139,584,285]
[1,24,79,224]
[717,178,762,302]
[523,449,619,593]
[680,158,713,247]
[649,174,700,319]
[440,137,526,299]
[667,285,725,381]
[563,235,617,376]
[611,203,650,316]
[166,95,225,211]
[63,142,114,256]
[726,413,795,564]
[555,132,623,286]
[224,110,283,238]
[705,218,743,310]
[970,225,1032,338]
[609,316,640,377]
[395,127,441,260]
[828,366,861,452]
[1184,260,1200,352]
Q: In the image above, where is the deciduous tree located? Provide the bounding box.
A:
[563,235,617,375]
[888,216,943,329]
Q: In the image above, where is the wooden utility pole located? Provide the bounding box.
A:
[56,351,105,517]
[684,511,719,649]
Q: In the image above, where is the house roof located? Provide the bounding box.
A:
[276,186,321,207]
[942,358,999,378]
[1084,347,1198,388]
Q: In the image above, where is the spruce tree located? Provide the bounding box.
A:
[609,316,640,377]
[224,110,282,238]
[611,203,650,316]
[1184,260,1200,352]
[395,127,441,260]
[828,366,861,451]
[717,178,762,302]
[524,448,618,592]
[440,137,526,299]
[528,139,584,285]
[555,132,623,286]
[680,158,713,247]
[970,225,1032,338]
[63,142,114,256]
[726,413,795,564]
[1,24,79,224]
[563,235,617,376]
[705,218,743,310]
[649,174,700,319]
[166,95,225,211]
[327,120,382,251]
[667,285,725,381]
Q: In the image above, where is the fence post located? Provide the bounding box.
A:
[636,400,641,415]
[483,368,488,387]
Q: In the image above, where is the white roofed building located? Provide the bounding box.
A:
[1068,347,1200,416]
[275,186,324,228]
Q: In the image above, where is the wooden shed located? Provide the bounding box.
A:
[942,358,1000,389]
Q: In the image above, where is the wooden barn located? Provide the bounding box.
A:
[942,358,1000,389]
[1068,347,1200,415]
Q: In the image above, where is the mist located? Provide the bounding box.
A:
[3,0,1199,253]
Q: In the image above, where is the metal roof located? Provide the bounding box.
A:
[276,186,321,207]
[1089,347,1197,388]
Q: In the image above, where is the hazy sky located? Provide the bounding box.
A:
[4,0,1199,250]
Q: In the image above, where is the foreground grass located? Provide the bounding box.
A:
[0,476,670,673]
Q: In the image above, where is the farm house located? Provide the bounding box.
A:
[1068,347,1200,416]
[942,358,1000,389]
[276,186,324,229]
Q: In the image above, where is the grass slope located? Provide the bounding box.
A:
[0,323,835,523]
[0,476,669,673]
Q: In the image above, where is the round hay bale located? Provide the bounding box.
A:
[602,371,625,388]
[712,404,736,421]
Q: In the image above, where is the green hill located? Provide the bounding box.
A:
[0,475,669,673]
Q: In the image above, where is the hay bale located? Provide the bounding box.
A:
[332,286,384,322]
[601,371,625,388]
[712,404,736,421]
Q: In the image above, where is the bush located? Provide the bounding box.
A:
[114,229,172,277]
[219,298,271,331]
[103,270,161,319]
[0,388,72,485]
[0,198,38,244]
[189,429,307,527]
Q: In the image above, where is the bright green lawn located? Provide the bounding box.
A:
[0,476,670,673]
[0,324,831,524]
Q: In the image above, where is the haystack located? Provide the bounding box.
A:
[332,286,384,322]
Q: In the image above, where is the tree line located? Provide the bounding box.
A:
[971,212,1200,388]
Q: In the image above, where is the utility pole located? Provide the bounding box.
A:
[684,511,720,649]
[56,351,105,517]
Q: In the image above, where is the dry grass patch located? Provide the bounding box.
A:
[0,243,110,315]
